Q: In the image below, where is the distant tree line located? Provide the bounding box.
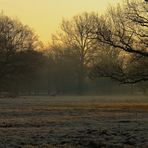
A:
[0,0,147,96]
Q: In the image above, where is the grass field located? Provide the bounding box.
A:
[0,95,148,147]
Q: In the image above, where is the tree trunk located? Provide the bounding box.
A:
[77,60,85,95]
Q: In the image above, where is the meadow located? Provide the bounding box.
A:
[0,95,148,147]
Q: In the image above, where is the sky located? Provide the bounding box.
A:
[0,0,121,44]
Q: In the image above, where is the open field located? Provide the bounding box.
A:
[0,95,148,148]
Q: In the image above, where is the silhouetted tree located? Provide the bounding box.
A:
[93,0,148,57]
[10,50,47,94]
[52,12,98,94]
[47,43,80,94]
[90,0,148,83]
[0,13,42,94]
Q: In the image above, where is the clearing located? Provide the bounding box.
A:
[0,95,148,147]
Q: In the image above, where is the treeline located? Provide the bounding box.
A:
[0,0,147,96]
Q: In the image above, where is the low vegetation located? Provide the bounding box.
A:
[0,96,148,147]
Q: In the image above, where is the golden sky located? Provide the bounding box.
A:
[0,0,121,44]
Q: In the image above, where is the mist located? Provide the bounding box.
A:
[0,0,148,147]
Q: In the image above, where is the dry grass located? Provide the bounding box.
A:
[0,95,148,147]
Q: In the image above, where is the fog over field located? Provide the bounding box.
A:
[0,0,148,147]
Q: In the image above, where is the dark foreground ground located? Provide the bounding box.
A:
[0,95,148,148]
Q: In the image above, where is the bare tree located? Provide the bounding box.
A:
[46,43,80,94]
[93,0,148,57]
[90,0,148,84]
[89,45,126,82]
[52,12,98,94]
[124,55,148,83]
[0,13,39,91]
